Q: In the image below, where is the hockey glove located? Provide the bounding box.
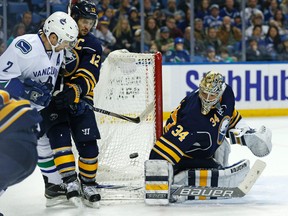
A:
[22,78,51,107]
[69,100,90,116]
[54,83,81,109]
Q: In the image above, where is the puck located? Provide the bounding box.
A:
[129,152,139,159]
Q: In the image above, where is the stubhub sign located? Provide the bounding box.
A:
[162,63,288,117]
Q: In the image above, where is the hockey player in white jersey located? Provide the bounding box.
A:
[0,11,78,206]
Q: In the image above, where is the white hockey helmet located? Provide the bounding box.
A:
[43,11,79,49]
[199,71,226,115]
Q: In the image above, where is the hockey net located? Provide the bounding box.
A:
[94,50,162,201]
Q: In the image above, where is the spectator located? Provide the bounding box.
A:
[165,16,183,39]
[103,7,117,30]
[144,0,155,17]
[245,12,269,38]
[263,0,279,24]
[161,0,184,20]
[149,41,159,53]
[165,37,190,63]
[250,24,266,47]
[20,11,37,34]
[216,16,242,48]
[152,6,166,27]
[204,26,222,54]
[112,16,133,51]
[0,39,6,56]
[277,35,288,61]
[264,25,282,59]
[203,4,223,31]
[242,0,263,26]
[177,8,191,34]
[269,9,288,36]
[94,16,116,61]
[220,46,237,62]
[203,45,223,62]
[145,16,158,43]
[6,23,26,47]
[131,29,150,53]
[233,15,242,30]
[246,36,271,61]
[280,0,288,15]
[219,0,240,21]
[96,0,114,18]
[194,18,206,42]
[195,0,210,20]
[155,26,174,54]
[128,7,141,35]
[114,0,131,19]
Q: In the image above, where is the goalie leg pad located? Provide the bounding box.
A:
[171,159,250,201]
[144,160,173,205]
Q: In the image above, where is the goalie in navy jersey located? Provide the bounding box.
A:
[145,71,272,204]
[0,90,42,199]
[40,0,103,208]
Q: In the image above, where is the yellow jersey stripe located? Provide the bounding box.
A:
[155,141,181,163]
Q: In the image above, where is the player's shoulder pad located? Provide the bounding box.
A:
[83,32,103,54]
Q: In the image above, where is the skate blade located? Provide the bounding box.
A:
[46,196,69,207]
[69,197,84,208]
[83,199,100,209]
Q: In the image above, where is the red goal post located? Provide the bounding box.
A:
[93,50,163,201]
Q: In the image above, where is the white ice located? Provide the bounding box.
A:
[0,116,288,216]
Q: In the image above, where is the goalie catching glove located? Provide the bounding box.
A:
[229,125,272,157]
[54,83,82,109]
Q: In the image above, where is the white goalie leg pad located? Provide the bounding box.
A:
[217,159,250,187]
[214,138,231,167]
[229,125,272,157]
[171,159,250,201]
[144,160,173,205]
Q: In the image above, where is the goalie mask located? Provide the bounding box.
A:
[199,71,226,115]
[43,11,79,51]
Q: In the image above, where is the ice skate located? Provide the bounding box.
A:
[81,182,101,208]
[65,176,84,208]
[45,183,68,207]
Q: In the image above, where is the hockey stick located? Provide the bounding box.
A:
[171,159,266,198]
[91,102,154,124]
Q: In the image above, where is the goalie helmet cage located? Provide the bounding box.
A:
[94,50,163,201]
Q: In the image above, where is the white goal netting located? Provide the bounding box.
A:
[94,50,162,201]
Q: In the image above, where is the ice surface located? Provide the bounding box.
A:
[0,117,287,216]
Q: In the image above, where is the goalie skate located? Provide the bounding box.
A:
[81,182,101,208]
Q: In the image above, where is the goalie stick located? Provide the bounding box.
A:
[91,102,154,124]
[171,159,266,198]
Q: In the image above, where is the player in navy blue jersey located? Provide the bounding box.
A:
[145,70,272,204]
[40,0,102,208]
[0,90,42,198]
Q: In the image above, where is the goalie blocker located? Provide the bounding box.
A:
[145,159,258,205]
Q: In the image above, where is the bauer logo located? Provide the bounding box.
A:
[186,68,288,102]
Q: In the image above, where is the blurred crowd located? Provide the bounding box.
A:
[1,0,288,63]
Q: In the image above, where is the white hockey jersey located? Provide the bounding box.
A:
[0,33,64,111]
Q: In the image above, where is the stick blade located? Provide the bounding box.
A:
[238,159,266,195]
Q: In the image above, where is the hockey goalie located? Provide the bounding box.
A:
[145,71,272,205]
